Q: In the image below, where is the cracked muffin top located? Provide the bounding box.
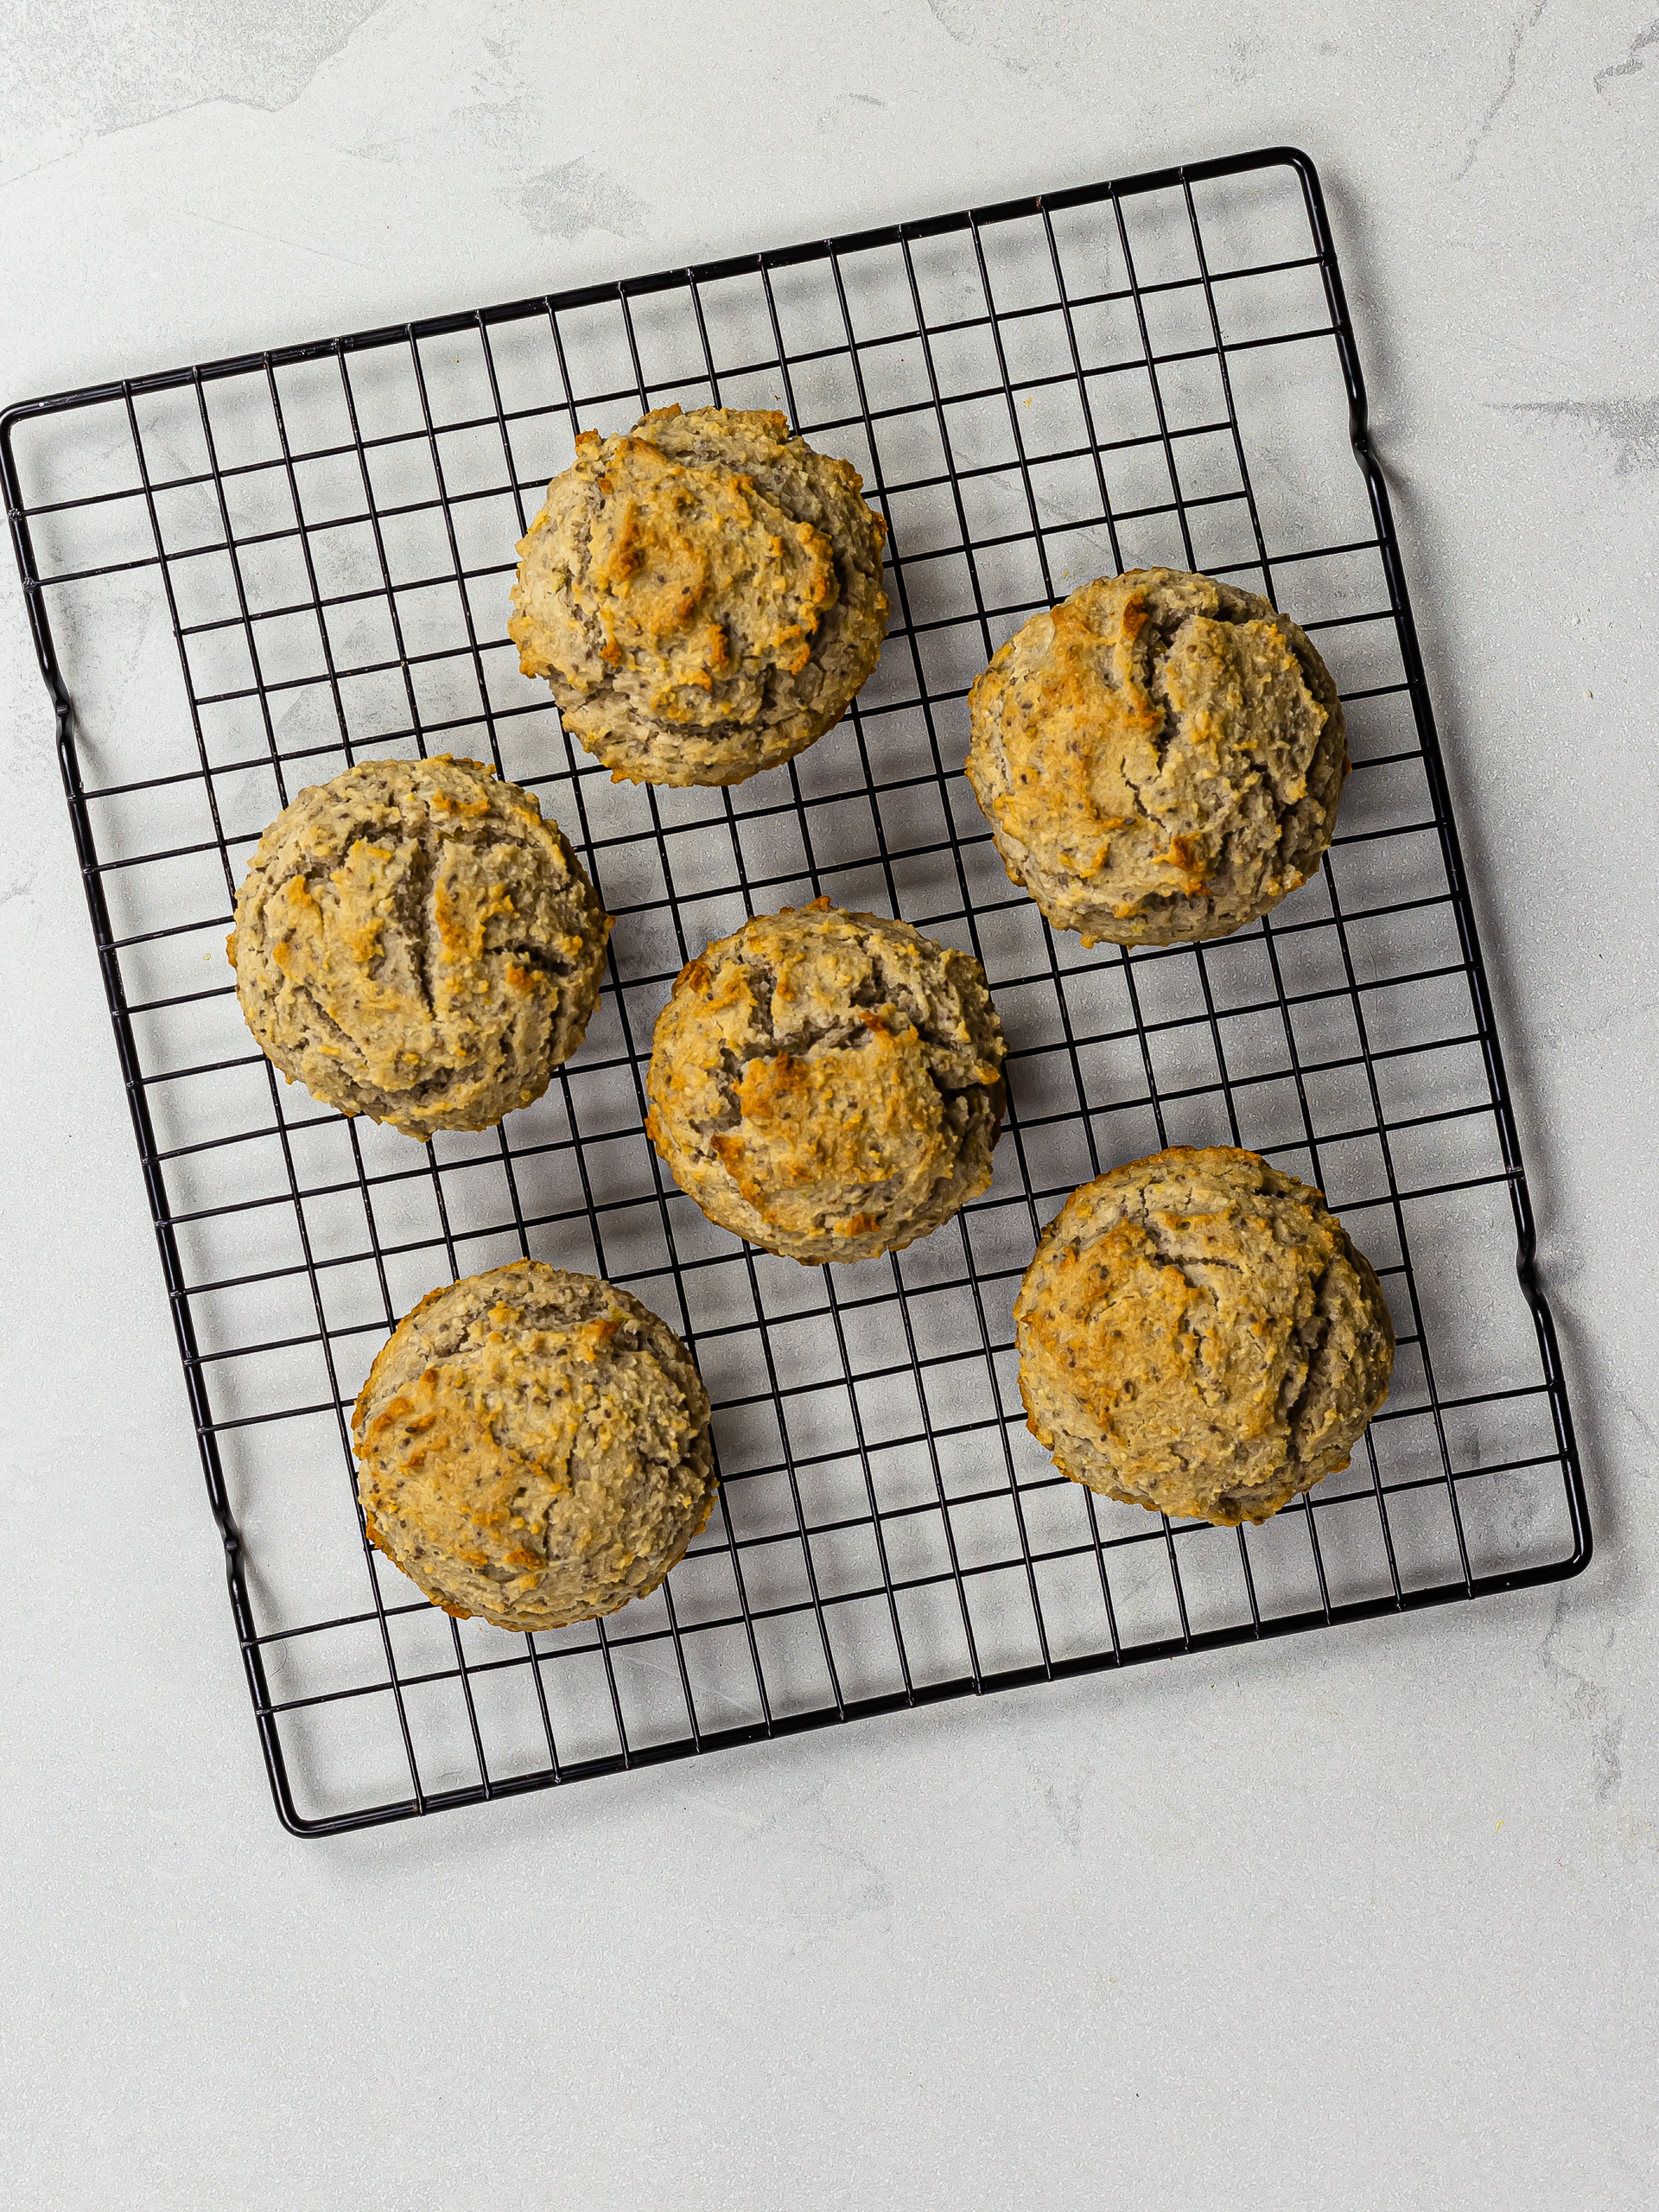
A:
[1015,1146,1394,1525]
[509,405,889,786]
[645,898,1007,1265]
[353,1260,715,1632]
[228,753,610,1141]
[966,567,1348,946]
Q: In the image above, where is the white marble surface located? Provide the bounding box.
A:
[2,3,1656,2206]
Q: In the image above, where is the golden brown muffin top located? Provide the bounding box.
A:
[1015,1146,1394,1524]
[510,406,889,786]
[967,568,1347,946]
[229,754,610,1141]
[645,899,1006,1264]
[353,1261,715,1632]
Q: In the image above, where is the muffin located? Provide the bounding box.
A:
[1014,1146,1394,1525]
[966,567,1348,945]
[645,898,1007,1264]
[228,754,611,1141]
[353,1260,716,1630]
[509,404,889,785]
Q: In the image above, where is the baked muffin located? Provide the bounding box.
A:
[353,1260,715,1631]
[229,754,610,1141]
[1014,1147,1393,1525]
[509,404,889,785]
[966,567,1348,945]
[645,898,1007,1265]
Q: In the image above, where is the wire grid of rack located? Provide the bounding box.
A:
[3,146,1588,1835]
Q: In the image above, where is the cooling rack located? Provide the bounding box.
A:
[3,145,1588,1834]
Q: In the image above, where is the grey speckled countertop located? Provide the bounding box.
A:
[2,5,1655,2208]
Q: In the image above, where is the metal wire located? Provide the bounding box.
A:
[3,145,1588,1836]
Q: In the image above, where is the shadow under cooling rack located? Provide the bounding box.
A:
[3,145,1587,1834]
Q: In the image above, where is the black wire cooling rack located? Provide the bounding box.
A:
[3,146,1589,1834]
